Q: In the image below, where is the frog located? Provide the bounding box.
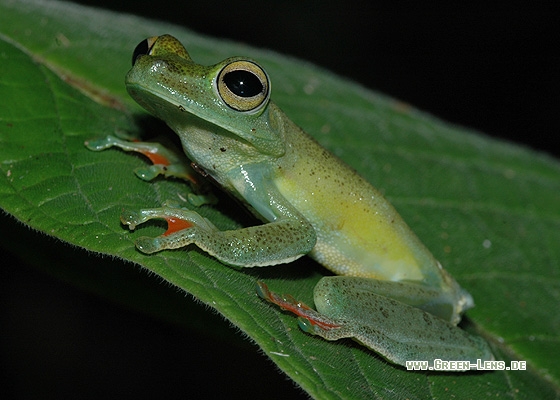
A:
[86,34,493,369]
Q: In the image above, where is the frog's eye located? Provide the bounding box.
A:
[217,60,270,113]
[131,37,158,66]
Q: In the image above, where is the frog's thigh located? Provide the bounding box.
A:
[315,276,457,323]
[312,277,493,365]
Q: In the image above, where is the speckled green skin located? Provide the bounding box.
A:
[307,277,493,367]
[89,35,493,367]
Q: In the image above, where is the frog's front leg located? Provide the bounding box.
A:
[258,278,494,368]
[122,206,316,267]
[85,135,215,206]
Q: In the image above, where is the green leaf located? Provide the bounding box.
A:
[1,1,559,398]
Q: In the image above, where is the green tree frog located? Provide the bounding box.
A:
[86,35,493,368]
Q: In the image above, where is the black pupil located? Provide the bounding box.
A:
[223,70,263,97]
[132,39,150,66]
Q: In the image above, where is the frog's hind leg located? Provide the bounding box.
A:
[256,281,342,330]
[257,278,494,368]
[315,276,471,325]
[309,276,493,366]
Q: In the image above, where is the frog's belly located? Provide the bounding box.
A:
[309,233,425,281]
[303,198,435,282]
[274,163,437,282]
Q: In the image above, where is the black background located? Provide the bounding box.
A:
[2,2,559,399]
[88,1,559,157]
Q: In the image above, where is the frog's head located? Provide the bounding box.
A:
[126,35,284,158]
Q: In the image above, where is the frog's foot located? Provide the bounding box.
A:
[85,135,216,206]
[121,206,217,254]
[256,281,343,332]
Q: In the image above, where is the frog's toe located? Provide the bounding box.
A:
[135,236,161,254]
[84,136,114,151]
[120,209,143,229]
[134,165,164,181]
